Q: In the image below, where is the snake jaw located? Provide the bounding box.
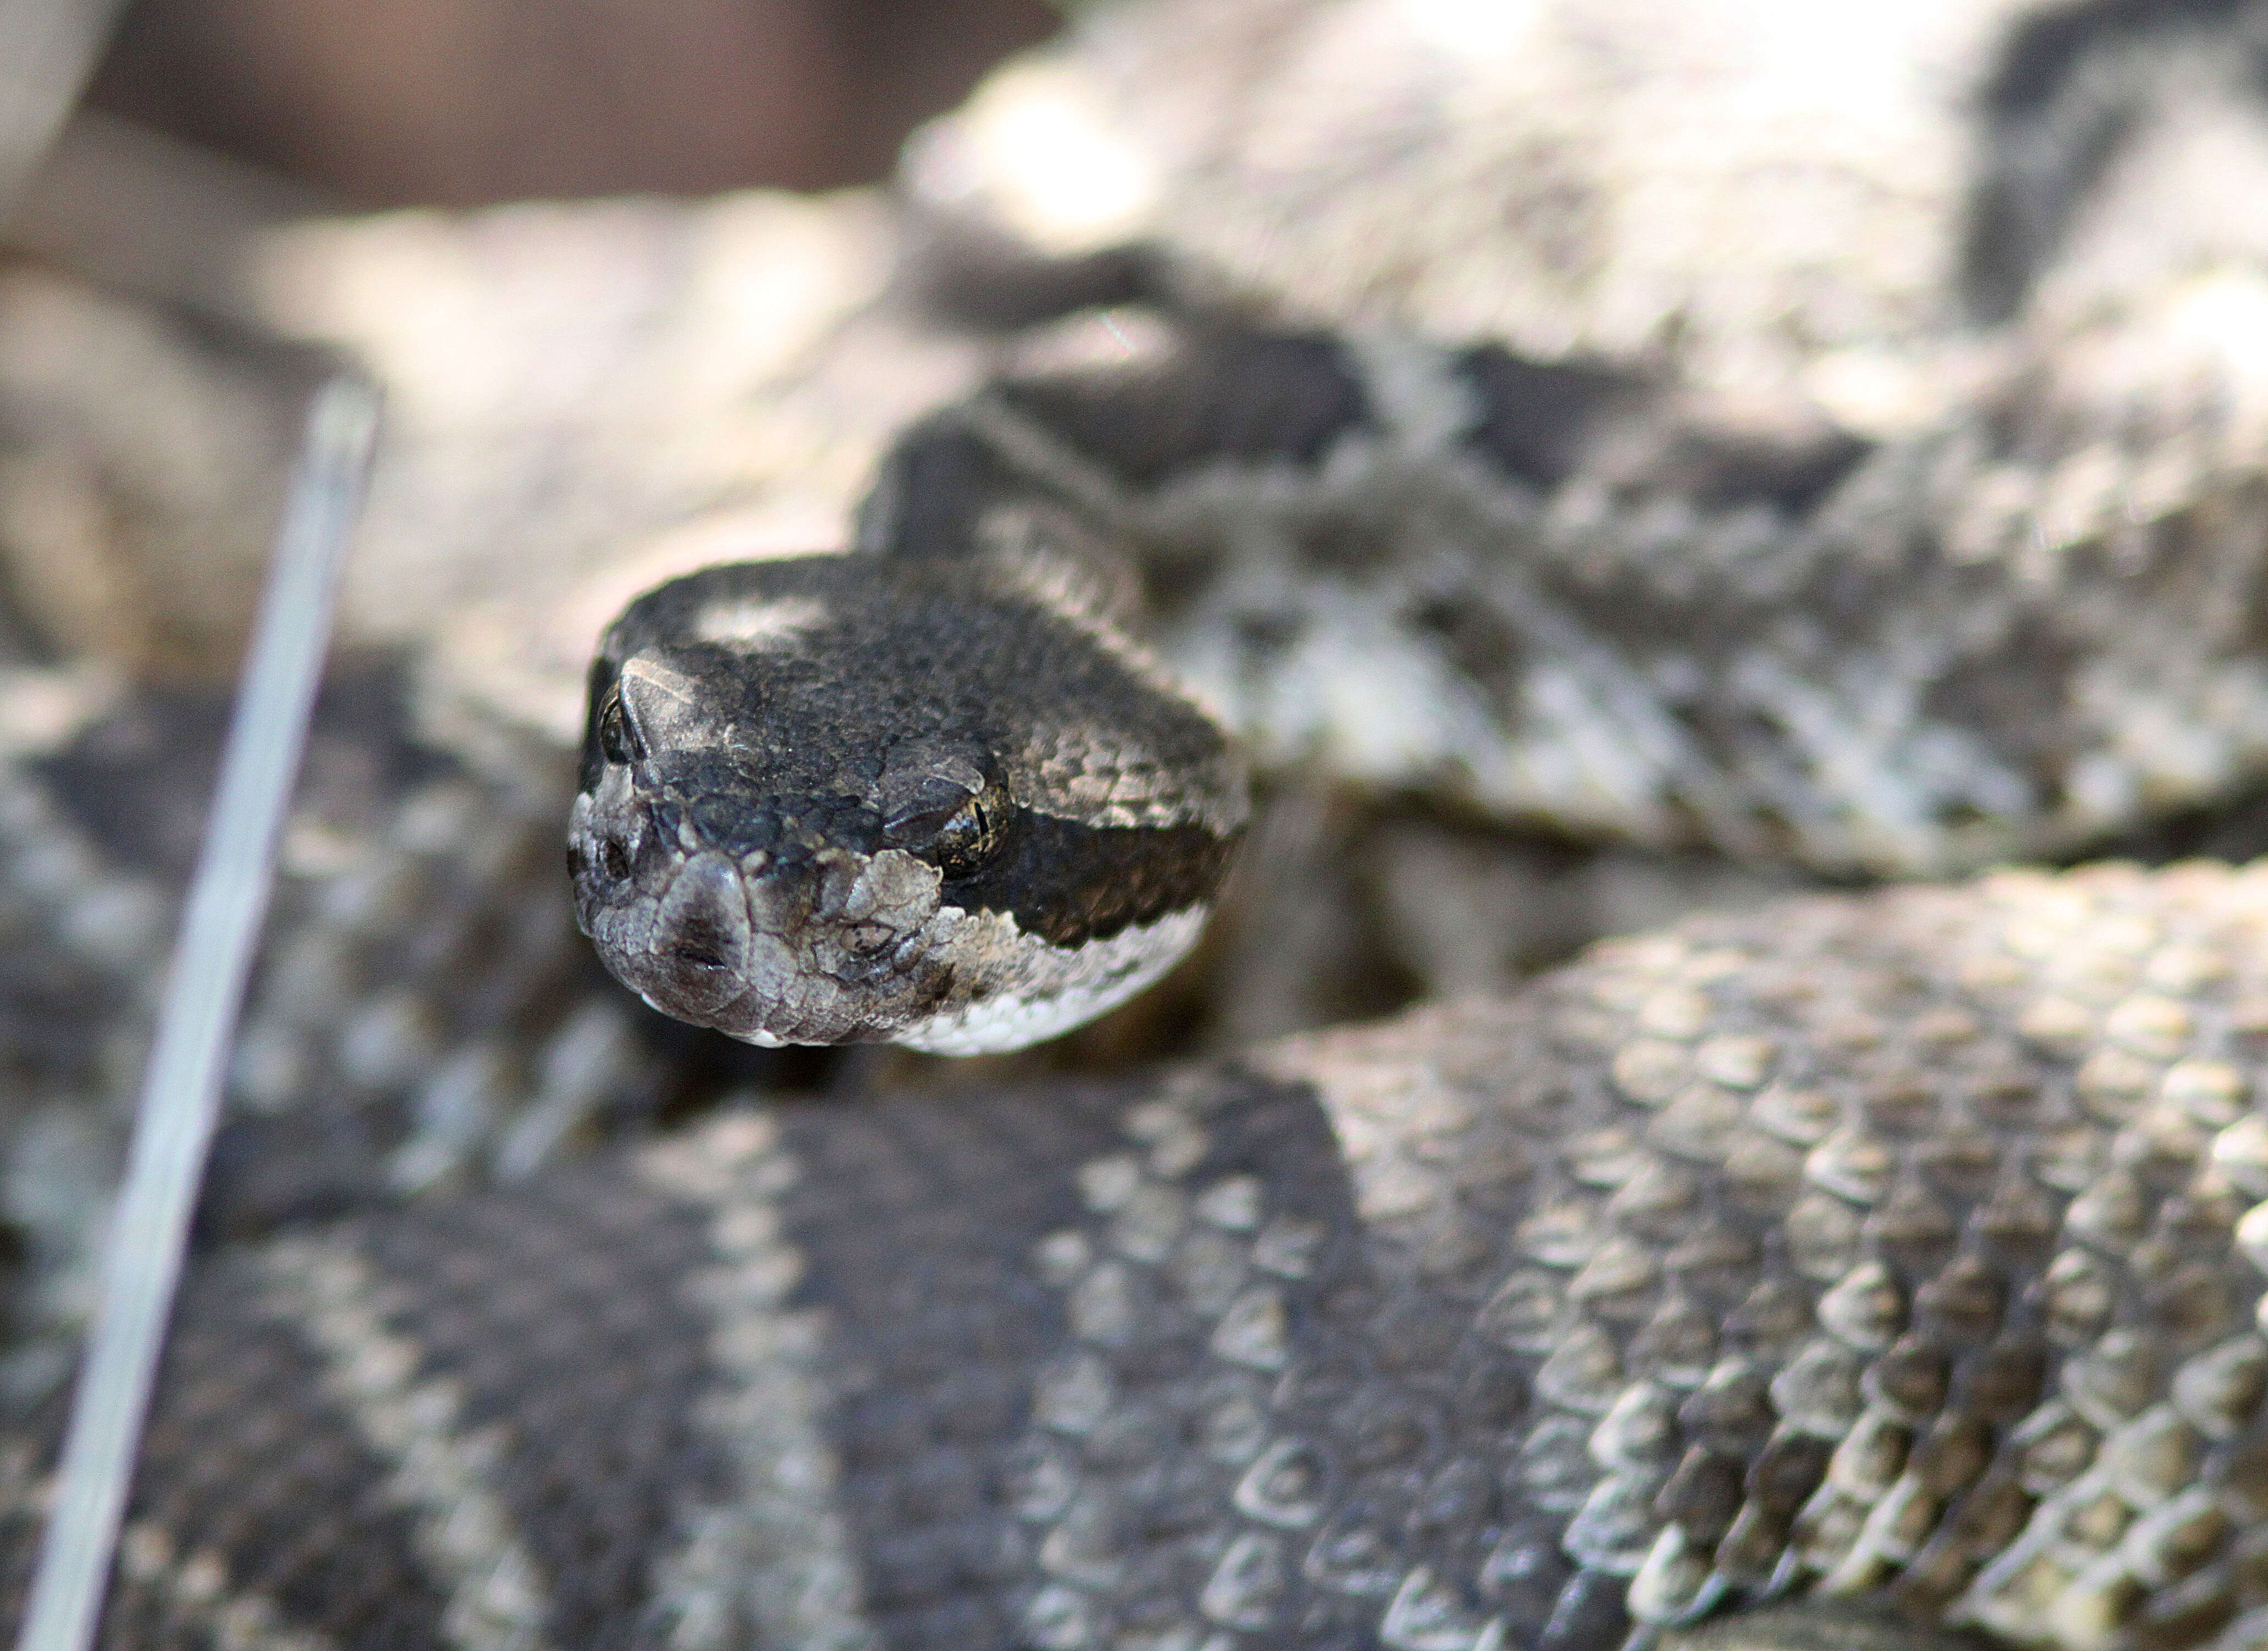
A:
[575,756,1225,1048]
[576,788,961,1042]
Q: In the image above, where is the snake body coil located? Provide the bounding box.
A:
[18,2,2268,1647]
[18,865,2268,1651]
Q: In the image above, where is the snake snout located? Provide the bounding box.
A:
[645,851,754,1015]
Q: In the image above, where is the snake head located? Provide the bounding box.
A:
[569,555,1246,1052]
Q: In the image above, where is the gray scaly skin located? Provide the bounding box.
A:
[570,0,2268,1037]
[13,862,2268,1649]
[21,0,2268,1645]
[570,551,1243,1052]
[879,0,2268,877]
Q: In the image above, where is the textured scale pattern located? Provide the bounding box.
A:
[11,863,2268,1648]
[15,1,2268,1645]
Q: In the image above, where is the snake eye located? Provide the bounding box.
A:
[888,789,1006,877]
[927,794,1003,877]
[880,745,1010,877]
[597,685,634,766]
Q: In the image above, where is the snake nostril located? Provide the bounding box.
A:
[651,852,753,1014]
[601,836,632,880]
[669,920,736,970]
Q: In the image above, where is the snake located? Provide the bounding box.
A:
[565,0,2268,1054]
[568,534,1245,1052]
[12,0,2268,1647]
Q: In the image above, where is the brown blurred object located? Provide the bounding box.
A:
[80,0,1063,206]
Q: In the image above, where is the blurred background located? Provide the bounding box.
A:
[84,0,1061,203]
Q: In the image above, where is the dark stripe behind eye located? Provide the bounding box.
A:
[940,811,1239,949]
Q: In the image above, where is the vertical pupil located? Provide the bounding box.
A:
[936,797,991,872]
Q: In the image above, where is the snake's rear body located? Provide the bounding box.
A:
[7,863,2268,1651]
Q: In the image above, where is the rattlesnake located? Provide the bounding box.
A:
[17,866,2268,1651]
[9,0,2268,1645]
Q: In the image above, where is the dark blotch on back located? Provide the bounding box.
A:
[359,1169,725,1649]
[1456,346,1871,513]
[770,1067,1362,1648]
[1655,422,1875,515]
[0,1261,457,1648]
[1917,613,2084,822]
[1403,591,1526,723]
[858,418,1039,564]
[993,329,1373,487]
[1958,0,2252,321]
[914,230,1169,331]
[1455,346,1647,491]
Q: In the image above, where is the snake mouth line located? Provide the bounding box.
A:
[575,799,1227,1051]
[576,824,957,1038]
